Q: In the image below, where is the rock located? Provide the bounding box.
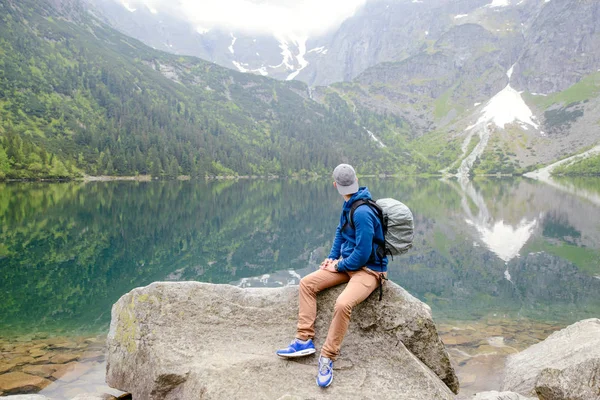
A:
[8,356,36,366]
[473,391,537,400]
[535,358,600,400]
[28,349,47,358]
[440,333,475,346]
[21,364,60,378]
[502,318,600,396]
[0,395,51,399]
[49,353,81,364]
[0,372,52,394]
[80,351,104,362]
[70,393,118,400]
[106,281,458,399]
[52,361,93,382]
[0,362,17,374]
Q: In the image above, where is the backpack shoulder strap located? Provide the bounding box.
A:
[348,199,388,264]
[348,199,383,231]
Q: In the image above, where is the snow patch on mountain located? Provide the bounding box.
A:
[232,61,269,76]
[268,35,310,80]
[232,61,247,73]
[488,0,510,7]
[507,63,515,79]
[308,46,328,55]
[228,34,237,54]
[121,2,136,12]
[454,14,469,19]
[273,36,295,70]
[364,128,386,148]
[287,37,308,80]
[456,65,539,178]
[469,86,538,130]
[146,5,157,14]
[467,66,538,131]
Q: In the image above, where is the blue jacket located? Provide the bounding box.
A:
[328,187,388,273]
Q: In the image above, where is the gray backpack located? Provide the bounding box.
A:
[348,198,414,259]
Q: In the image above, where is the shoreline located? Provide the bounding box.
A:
[0,316,562,398]
[1,171,597,184]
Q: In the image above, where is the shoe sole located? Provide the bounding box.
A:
[276,348,316,358]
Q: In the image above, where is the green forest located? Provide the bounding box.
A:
[0,0,424,181]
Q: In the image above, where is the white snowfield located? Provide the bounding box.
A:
[456,65,540,177]
[467,85,539,130]
[467,65,538,131]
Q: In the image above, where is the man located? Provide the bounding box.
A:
[276,163,388,388]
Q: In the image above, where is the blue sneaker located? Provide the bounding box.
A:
[276,338,316,358]
[316,356,333,388]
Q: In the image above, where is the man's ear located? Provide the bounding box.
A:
[333,182,337,188]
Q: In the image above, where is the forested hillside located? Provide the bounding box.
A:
[0,0,413,180]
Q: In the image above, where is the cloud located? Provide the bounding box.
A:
[120,0,368,36]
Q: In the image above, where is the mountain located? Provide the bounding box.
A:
[1,0,598,180]
[0,0,417,180]
[90,0,600,176]
[85,0,316,82]
[328,0,600,175]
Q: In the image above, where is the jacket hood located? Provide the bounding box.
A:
[342,187,372,211]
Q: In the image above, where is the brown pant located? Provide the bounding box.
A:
[296,267,382,360]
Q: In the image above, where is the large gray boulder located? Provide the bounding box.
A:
[473,391,536,400]
[106,281,458,399]
[502,318,600,396]
[535,358,600,400]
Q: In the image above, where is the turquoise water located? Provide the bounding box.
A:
[1,177,599,338]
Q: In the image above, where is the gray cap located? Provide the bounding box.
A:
[333,164,359,195]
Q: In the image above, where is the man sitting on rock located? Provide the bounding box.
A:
[276,163,388,388]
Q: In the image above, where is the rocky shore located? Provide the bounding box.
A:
[103,282,599,400]
[0,336,119,399]
[437,318,564,397]
[2,283,598,400]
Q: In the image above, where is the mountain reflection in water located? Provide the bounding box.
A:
[1,177,599,337]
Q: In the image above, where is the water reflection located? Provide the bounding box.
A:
[232,177,600,323]
[455,179,539,264]
[0,177,599,338]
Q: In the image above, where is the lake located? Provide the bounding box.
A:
[1,177,599,398]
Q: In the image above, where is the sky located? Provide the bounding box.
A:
[120,0,369,36]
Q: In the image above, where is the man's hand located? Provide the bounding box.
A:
[319,258,332,269]
[320,258,339,272]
